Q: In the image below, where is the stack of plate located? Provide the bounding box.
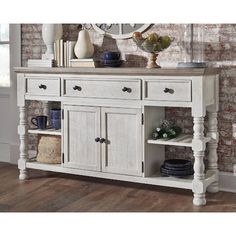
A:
[160,159,194,177]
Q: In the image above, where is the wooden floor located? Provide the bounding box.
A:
[0,162,236,212]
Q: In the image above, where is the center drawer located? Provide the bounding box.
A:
[63,78,141,100]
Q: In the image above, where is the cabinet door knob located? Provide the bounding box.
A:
[100,138,106,143]
[95,137,100,142]
[122,87,128,92]
[163,88,174,94]
[122,87,132,93]
[73,85,82,91]
[39,84,47,89]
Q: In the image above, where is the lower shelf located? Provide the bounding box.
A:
[25,161,217,191]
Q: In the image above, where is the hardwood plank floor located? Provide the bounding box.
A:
[0,162,235,212]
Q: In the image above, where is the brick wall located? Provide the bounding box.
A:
[21,24,236,172]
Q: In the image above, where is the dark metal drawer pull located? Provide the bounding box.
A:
[38,84,47,89]
[73,85,82,91]
[122,87,132,93]
[163,88,174,94]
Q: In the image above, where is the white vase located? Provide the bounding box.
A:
[74,30,94,59]
[42,24,63,60]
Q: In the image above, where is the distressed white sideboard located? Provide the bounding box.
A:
[15,67,219,206]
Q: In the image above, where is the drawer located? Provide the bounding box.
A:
[144,79,191,102]
[26,77,60,96]
[63,78,141,100]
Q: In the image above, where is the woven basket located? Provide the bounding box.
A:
[36,135,61,164]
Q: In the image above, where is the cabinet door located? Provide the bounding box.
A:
[63,105,101,171]
[101,107,142,176]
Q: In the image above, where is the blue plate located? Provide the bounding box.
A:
[164,159,192,169]
[160,165,194,177]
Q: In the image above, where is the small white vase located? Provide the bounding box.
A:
[42,24,63,59]
[74,30,94,59]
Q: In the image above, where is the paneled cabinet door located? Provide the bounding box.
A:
[101,107,142,176]
[63,105,101,171]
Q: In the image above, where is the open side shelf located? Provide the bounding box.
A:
[147,134,211,147]
[28,128,62,136]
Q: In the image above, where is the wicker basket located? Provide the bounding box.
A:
[36,135,61,164]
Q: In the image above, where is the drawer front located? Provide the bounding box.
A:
[63,79,141,100]
[26,77,60,96]
[144,80,191,102]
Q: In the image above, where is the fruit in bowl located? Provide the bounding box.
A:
[132,32,173,68]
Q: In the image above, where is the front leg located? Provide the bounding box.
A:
[192,117,206,206]
[18,106,29,180]
[206,111,219,193]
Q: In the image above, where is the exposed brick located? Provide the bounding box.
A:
[21,24,236,172]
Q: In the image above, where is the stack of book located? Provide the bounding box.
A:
[28,59,56,68]
[70,58,99,68]
[54,40,76,67]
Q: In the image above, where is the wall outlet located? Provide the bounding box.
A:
[233,124,236,139]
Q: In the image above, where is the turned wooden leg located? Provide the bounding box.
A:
[18,106,29,180]
[192,117,206,206]
[207,111,219,193]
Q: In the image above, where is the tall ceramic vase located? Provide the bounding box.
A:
[74,29,94,59]
[42,24,63,60]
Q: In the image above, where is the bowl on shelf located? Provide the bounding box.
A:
[102,51,121,61]
[132,32,174,69]
[101,51,122,67]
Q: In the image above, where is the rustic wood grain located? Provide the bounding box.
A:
[0,163,235,212]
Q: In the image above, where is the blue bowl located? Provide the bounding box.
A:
[103,51,120,61]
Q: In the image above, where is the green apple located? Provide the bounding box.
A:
[152,42,162,52]
[147,33,159,43]
[160,36,171,49]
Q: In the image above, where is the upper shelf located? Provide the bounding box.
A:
[14,67,219,76]
[147,134,211,147]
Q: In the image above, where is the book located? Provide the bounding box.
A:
[68,41,76,67]
[53,40,76,67]
[59,39,63,67]
[63,41,67,67]
[28,59,55,68]
[55,40,60,67]
[70,59,99,68]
